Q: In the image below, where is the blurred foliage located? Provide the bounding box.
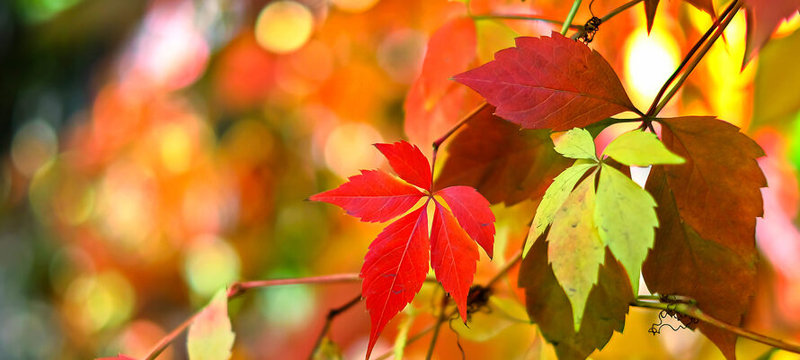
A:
[1,0,800,359]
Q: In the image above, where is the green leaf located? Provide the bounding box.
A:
[525,162,596,257]
[554,128,598,160]
[594,164,658,294]
[393,310,415,360]
[547,171,605,331]
[312,338,343,360]
[187,288,235,360]
[602,130,684,166]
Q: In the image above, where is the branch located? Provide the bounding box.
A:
[471,14,580,28]
[571,0,644,40]
[309,293,363,358]
[228,273,362,298]
[430,101,488,184]
[561,0,583,35]
[632,299,800,354]
[649,0,742,115]
[425,295,451,359]
[373,323,437,360]
[645,0,740,116]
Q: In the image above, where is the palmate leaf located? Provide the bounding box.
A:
[311,141,495,359]
[643,117,766,359]
[453,32,638,131]
[435,105,570,205]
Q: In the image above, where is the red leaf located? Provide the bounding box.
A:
[361,206,430,359]
[309,170,424,223]
[375,141,432,190]
[436,186,495,258]
[435,105,570,205]
[743,0,800,65]
[404,17,483,148]
[453,32,637,130]
[431,200,480,321]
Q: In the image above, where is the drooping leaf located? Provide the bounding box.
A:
[520,233,632,360]
[654,117,766,257]
[374,142,432,190]
[752,28,800,128]
[187,288,235,360]
[430,200,480,322]
[554,128,598,161]
[437,186,496,258]
[453,32,638,130]
[525,162,596,257]
[404,17,483,148]
[643,117,766,359]
[594,164,658,294]
[309,170,424,223]
[361,207,430,360]
[645,0,715,32]
[435,105,570,205]
[743,0,800,65]
[546,171,605,330]
[602,130,684,166]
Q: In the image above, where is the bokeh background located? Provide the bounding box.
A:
[1,0,800,359]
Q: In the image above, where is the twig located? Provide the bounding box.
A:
[228,273,362,298]
[471,14,580,28]
[373,323,437,360]
[425,295,451,359]
[650,0,742,115]
[561,0,583,35]
[645,0,739,116]
[571,0,644,40]
[632,299,800,354]
[429,101,488,186]
[308,293,363,359]
[144,312,200,360]
[485,250,522,289]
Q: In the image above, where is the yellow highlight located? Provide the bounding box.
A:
[332,0,380,13]
[623,26,681,111]
[158,123,193,174]
[323,122,383,178]
[255,1,314,54]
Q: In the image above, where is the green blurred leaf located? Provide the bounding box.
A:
[594,164,658,294]
[451,296,527,342]
[187,288,235,360]
[753,28,800,128]
[554,128,598,160]
[602,130,684,166]
[525,162,596,257]
[312,337,343,360]
[393,309,415,360]
[546,171,605,331]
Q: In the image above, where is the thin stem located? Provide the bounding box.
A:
[570,0,644,40]
[228,273,362,298]
[309,293,363,359]
[632,299,800,354]
[645,0,739,116]
[373,324,437,360]
[430,101,488,187]
[471,14,580,28]
[145,312,200,360]
[561,0,583,35]
[485,250,522,289]
[425,295,450,359]
[651,0,742,115]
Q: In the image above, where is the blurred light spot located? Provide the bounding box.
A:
[53,173,95,226]
[623,26,680,110]
[323,122,383,177]
[49,245,95,296]
[182,179,224,234]
[706,12,752,127]
[16,0,83,23]
[114,320,169,359]
[255,1,314,54]
[0,304,60,358]
[97,161,156,250]
[377,29,426,84]
[11,120,58,177]
[276,40,334,96]
[64,271,135,333]
[258,272,315,329]
[158,123,193,174]
[183,235,241,297]
[331,0,380,13]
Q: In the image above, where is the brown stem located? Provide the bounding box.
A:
[650,0,742,115]
[645,0,739,116]
[309,293,363,359]
[144,312,200,360]
[632,299,800,354]
[485,250,523,289]
[471,14,581,28]
[228,273,362,299]
[425,295,451,359]
[429,102,488,189]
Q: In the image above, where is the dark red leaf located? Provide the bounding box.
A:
[519,232,632,360]
[436,186,495,258]
[404,17,483,148]
[361,206,430,359]
[309,170,424,223]
[743,0,800,65]
[435,105,571,205]
[374,141,432,190]
[453,32,637,130]
[431,200,479,322]
[643,117,766,359]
